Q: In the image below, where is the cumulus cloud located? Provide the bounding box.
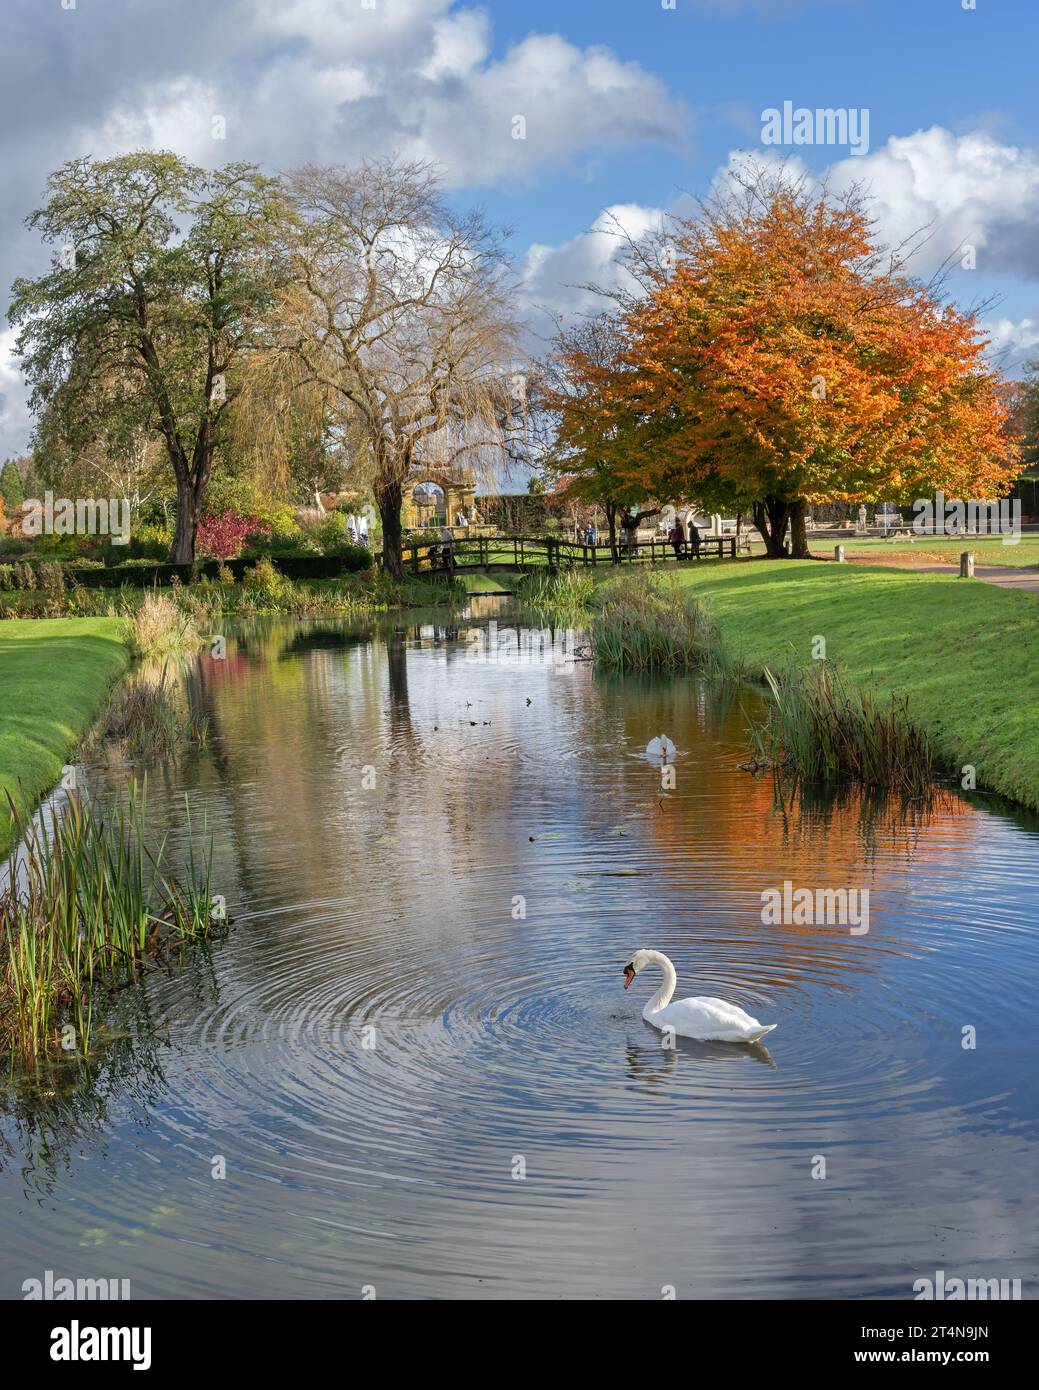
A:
[519,131,1039,368]
[0,0,688,454]
[825,127,1039,278]
[520,203,669,332]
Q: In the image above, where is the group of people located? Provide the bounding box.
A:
[346,513,370,547]
[668,515,702,559]
[575,514,703,556]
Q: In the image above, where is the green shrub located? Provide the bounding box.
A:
[305,510,350,554]
[125,522,172,561]
[242,555,293,602]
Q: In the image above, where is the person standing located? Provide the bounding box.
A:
[687,515,702,559]
[439,524,455,575]
[668,519,685,559]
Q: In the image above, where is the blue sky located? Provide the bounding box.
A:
[2,0,1037,454]
[477,0,1035,242]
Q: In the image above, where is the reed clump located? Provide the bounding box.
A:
[126,591,202,659]
[517,566,595,615]
[0,785,218,1066]
[749,662,935,796]
[589,570,731,674]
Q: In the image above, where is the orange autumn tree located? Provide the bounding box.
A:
[619,168,1018,557]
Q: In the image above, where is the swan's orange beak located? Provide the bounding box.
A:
[623,966,636,990]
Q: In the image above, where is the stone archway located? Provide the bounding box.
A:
[403,468,480,532]
[406,481,446,530]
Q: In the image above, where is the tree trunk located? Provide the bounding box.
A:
[377,481,404,580]
[788,499,810,558]
[752,495,791,558]
[605,502,620,565]
[171,476,198,565]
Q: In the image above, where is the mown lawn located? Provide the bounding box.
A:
[665,559,1039,809]
[0,617,130,855]
[837,534,1039,568]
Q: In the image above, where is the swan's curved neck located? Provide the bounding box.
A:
[643,951,677,1013]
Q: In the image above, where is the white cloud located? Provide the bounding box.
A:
[826,127,1039,277]
[981,317,1039,373]
[0,327,33,460]
[520,204,669,329]
[519,132,1039,367]
[0,0,689,454]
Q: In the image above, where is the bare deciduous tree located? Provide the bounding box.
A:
[271,158,521,576]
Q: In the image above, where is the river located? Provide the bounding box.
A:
[2,601,1037,1299]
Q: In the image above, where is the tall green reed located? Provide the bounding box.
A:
[589,571,736,676]
[0,783,217,1066]
[749,662,935,796]
[517,567,596,615]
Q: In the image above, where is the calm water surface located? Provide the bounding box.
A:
[2,601,1038,1299]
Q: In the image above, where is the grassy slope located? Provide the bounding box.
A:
[0,617,130,855]
[669,559,1039,808]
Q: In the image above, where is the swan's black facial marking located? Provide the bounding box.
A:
[623,963,637,990]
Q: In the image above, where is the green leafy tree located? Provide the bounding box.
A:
[9,152,287,562]
[0,458,25,511]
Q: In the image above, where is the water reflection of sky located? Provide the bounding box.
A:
[2,607,1037,1299]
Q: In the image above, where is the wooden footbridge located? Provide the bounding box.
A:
[395,533,739,575]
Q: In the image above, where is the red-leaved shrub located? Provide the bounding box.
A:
[196,511,270,559]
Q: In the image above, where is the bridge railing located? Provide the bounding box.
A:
[386,533,738,573]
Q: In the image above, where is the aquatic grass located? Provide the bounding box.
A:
[749,662,936,796]
[517,566,595,615]
[0,783,217,1066]
[126,592,202,659]
[589,570,735,675]
[0,570,462,623]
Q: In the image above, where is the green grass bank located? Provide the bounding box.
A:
[665,559,1039,808]
[0,617,131,855]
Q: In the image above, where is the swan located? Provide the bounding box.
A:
[623,949,777,1043]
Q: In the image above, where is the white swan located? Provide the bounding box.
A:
[623,949,777,1043]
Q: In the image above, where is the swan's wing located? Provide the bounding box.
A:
[673,996,762,1027]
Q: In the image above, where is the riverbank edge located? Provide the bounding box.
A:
[0,617,133,857]
[641,560,1039,811]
